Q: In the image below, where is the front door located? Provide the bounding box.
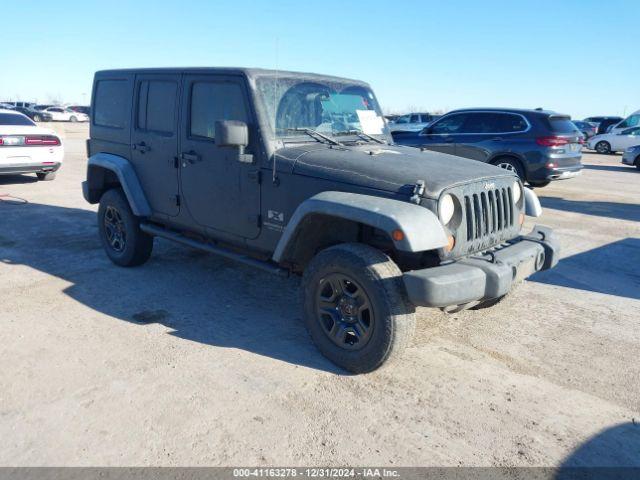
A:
[179,74,260,239]
[131,73,180,217]
[419,112,467,155]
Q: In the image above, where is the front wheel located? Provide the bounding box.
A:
[33,114,41,122]
[98,188,153,267]
[302,243,416,373]
[69,116,78,123]
[595,141,611,154]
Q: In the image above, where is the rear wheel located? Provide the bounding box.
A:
[36,172,56,181]
[595,141,611,154]
[33,114,41,122]
[529,180,551,188]
[69,115,78,123]
[492,157,525,181]
[98,188,153,267]
[302,243,416,373]
[635,157,640,170]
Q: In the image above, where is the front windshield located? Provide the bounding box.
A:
[256,76,388,139]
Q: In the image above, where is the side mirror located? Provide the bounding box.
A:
[215,120,253,163]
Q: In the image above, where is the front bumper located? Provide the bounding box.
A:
[622,150,638,166]
[403,225,559,308]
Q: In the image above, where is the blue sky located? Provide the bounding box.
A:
[2,0,638,118]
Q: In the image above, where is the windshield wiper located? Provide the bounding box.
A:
[286,128,343,146]
[333,129,385,144]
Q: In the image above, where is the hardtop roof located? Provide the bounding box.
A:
[94,67,370,86]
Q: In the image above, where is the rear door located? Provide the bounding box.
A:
[131,73,181,217]
[455,112,529,162]
[179,74,260,239]
[419,112,467,155]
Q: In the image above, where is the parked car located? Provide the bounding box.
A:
[388,112,440,132]
[82,67,559,373]
[572,120,597,140]
[12,106,53,122]
[392,108,583,187]
[606,110,640,135]
[0,109,63,180]
[41,106,89,122]
[621,145,640,170]
[1,101,36,109]
[67,105,90,115]
[583,116,623,135]
[587,127,640,154]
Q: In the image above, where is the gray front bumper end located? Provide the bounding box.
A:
[403,225,559,308]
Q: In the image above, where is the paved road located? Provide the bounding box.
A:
[1,125,639,466]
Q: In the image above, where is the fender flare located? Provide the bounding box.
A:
[272,191,449,263]
[83,153,151,217]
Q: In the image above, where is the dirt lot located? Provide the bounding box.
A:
[1,123,639,467]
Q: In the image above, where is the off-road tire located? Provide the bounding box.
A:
[36,172,56,181]
[302,243,416,373]
[492,157,525,181]
[98,188,153,267]
[595,141,611,154]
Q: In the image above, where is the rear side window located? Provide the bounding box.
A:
[94,80,128,129]
[0,113,35,126]
[190,82,248,140]
[547,115,579,134]
[459,112,528,134]
[137,80,177,134]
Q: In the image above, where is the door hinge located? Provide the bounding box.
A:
[248,170,262,184]
[175,195,181,207]
[173,156,179,168]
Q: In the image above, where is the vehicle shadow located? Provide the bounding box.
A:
[531,238,640,301]
[555,422,640,479]
[582,164,638,173]
[0,202,343,374]
[539,196,640,222]
[0,174,38,185]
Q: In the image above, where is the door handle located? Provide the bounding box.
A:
[443,137,454,143]
[132,142,151,152]
[180,152,200,164]
[491,137,503,142]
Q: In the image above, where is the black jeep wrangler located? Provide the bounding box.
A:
[83,68,559,373]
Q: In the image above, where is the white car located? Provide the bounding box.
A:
[588,126,640,154]
[388,112,439,132]
[606,109,640,134]
[41,106,89,122]
[0,109,63,180]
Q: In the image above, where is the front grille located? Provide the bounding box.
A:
[464,186,514,241]
[442,178,522,257]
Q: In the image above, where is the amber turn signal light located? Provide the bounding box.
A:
[392,229,405,242]
[519,212,525,225]
[445,235,455,252]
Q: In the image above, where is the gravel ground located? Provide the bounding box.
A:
[1,123,639,466]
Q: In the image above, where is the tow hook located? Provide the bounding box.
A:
[410,180,425,204]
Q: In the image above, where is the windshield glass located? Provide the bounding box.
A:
[256,76,387,139]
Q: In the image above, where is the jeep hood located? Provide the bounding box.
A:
[283,143,516,199]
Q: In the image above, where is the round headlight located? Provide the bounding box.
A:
[513,181,522,203]
[439,194,455,225]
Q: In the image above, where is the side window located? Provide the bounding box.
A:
[421,114,431,123]
[410,114,420,123]
[136,80,177,134]
[459,113,498,133]
[395,114,410,124]
[94,80,128,129]
[430,114,467,134]
[623,127,640,136]
[190,82,248,140]
[496,113,528,132]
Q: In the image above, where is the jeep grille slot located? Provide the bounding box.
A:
[463,186,514,242]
